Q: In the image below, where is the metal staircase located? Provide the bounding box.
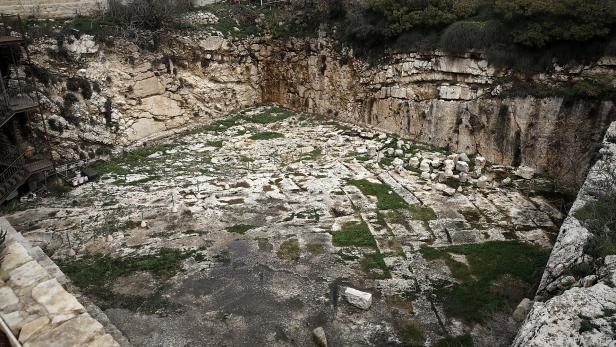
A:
[0,14,55,205]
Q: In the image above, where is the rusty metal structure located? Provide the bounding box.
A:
[0,15,54,205]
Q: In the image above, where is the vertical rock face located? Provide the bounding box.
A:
[28,33,616,184]
[251,39,616,186]
[513,121,616,345]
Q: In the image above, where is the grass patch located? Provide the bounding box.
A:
[244,106,294,124]
[360,251,391,279]
[420,241,549,323]
[408,204,437,221]
[58,248,195,312]
[574,194,616,258]
[250,131,284,140]
[206,140,223,148]
[206,116,241,132]
[225,224,256,235]
[307,242,324,254]
[433,334,474,347]
[379,156,395,167]
[297,147,322,162]
[349,179,408,210]
[459,209,488,230]
[277,239,300,260]
[355,154,371,162]
[331,221,377,248]
[397,321,425,347]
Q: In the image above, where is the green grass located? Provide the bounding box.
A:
[206,140,223,148]
[355,154,371,162]
[433,334,474,347]
[250,131,284,140]
[349,179,408,210]
[397,322,425,347]
[58,248,195,312]
[379,156,395,167]
[205,116,241,132]
[244,107,294,124]
[297,148,322,162]
[277,239,300,260]
[89,143,177,175]
[331,221,377,248]
[307,243,324,254]
[408,204,437,221]
[574,195,616,257]
[420,241,549,323]
[225,224,256,235]
[360,251,391,279]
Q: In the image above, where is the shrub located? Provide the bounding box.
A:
[440,20,504,54]
[107,0,193,30]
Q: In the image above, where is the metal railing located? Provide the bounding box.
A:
[0,153,25,194]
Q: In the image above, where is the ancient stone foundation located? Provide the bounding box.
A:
[0,218,124,346]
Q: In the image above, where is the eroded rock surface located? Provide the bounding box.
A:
[7,106,565,346]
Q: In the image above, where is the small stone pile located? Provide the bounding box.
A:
[181,11,219,26]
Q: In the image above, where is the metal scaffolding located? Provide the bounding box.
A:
[0,14,55,205]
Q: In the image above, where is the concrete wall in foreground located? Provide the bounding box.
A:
[0,0,105,18]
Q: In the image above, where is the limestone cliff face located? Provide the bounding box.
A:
[251,39,616,186]
[27,33,616,185]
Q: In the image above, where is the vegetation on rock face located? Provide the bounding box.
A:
[575,161,616,258]
[420,241,549,323]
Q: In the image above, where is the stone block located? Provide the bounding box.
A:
[31,279,85,317]
[19,316,50,343]
[343,287,372,310]
[0,286,19,310]
[23,314,105,347]
[0,242,32,273]
[9,261,49,288]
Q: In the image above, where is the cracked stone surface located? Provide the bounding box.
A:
[6,106,565,346]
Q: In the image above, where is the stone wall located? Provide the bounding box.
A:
[513,121,616,346]
[0,217,125,347]
[0,0,104,18]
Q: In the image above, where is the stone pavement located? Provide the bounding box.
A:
[5,106,565,346]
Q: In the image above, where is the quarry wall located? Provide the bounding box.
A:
[12,30,616,346]
[513,121,616,346]
[25,33,616,187]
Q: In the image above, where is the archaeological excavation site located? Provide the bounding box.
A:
[0,0,615,346]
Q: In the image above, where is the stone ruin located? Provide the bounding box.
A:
[0,11,615,347]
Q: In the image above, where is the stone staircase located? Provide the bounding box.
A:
[0,217,129,347]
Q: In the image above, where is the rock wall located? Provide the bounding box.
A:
[254,39,616,186]
[513,121,616,345]
[0,217,126,346]
[0,0,103,18]
[26,33,616,186]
